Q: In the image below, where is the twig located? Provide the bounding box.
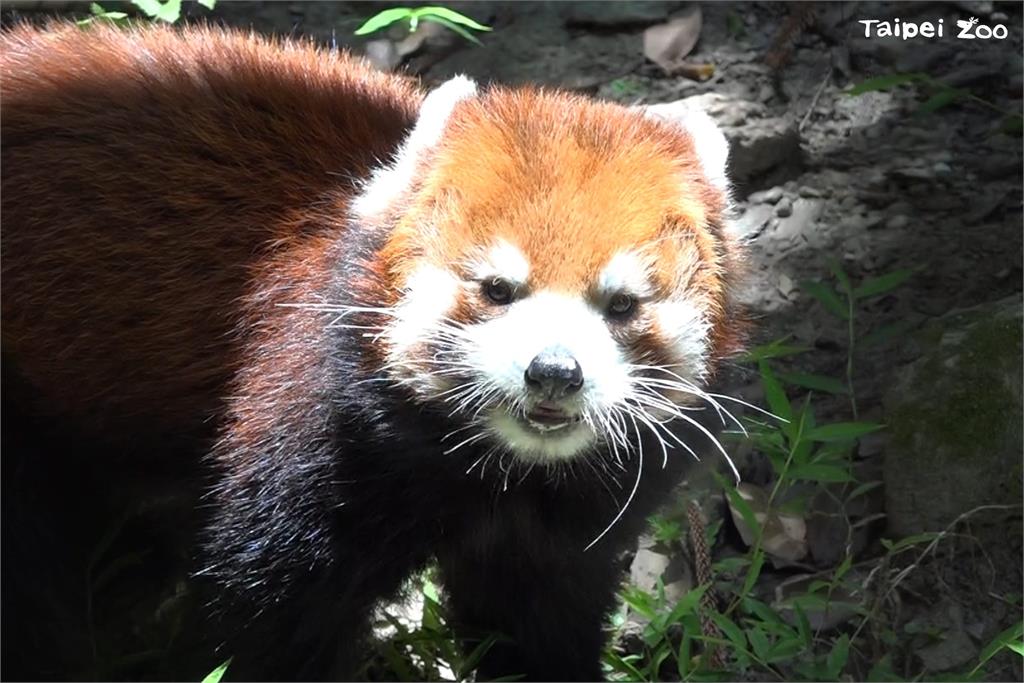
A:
[799,67,832,133]
[850,503,1021,644]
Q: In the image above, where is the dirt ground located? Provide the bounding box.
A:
[2,1,1021,681]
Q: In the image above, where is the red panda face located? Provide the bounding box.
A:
[352,78,743,464]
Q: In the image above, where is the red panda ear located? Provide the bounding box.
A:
[352,75,478,219]
[640,103,731,196]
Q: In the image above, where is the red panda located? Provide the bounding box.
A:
[1,22,745,681]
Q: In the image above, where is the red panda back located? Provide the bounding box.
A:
[0,23,421,444]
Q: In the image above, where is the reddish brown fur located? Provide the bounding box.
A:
[379,88,745,371]
[1,23,420,444]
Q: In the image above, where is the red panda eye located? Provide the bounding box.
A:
[483,278,514,305]
[607,293,637,319]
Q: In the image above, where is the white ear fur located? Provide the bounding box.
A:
[352,75,478,219]
[643,103,731,195]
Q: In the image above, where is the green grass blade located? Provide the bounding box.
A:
[847,73,924,95]
[800,280,849,320]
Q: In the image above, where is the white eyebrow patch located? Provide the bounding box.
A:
[597,251,655,298]
[468,239,530,285]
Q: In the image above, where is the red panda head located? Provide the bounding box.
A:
[350,77,744,463]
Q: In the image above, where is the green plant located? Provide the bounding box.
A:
[800,261,917,417]
[78,0,216,26]
[847,72,1023,135]
[366,569,499,681]
[355,6,491,46]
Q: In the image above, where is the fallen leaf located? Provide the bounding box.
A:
[727,483,808,563]
[643,5,703,75]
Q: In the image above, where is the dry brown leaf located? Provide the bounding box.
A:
[728,483,808,563]
[643,5,703,75]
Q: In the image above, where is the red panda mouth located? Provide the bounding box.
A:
[523,403,583,432]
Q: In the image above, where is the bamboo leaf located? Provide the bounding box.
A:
[777,371,849,395]
[788,463,855,483]
[853,269,916,299]
[847,73,924,95]
[804,422,884,442]
[801,280,849,319]
[759,360,792,424]
[827,634,850,678]
[916,88,966,115]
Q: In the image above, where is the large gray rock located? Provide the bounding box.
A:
[883,295,1023,537]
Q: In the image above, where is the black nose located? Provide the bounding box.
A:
[524,349,584,397]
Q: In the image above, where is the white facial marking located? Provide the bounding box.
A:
[653,297,711,383]
[385,264,460,395]
[468,240,530,286]
[597,251,655,300]
[464,291,632,461]
[352,75,478,218]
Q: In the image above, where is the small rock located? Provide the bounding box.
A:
[777,273,795,298]
[734,203,775,239]
[864,212,885,230]
[774,196,793,218]
[775,199,824,241]
[885,214,909,231]
[798,185,822,198]
[749,186,784,204]
[917,630,978,672]
[364,39,401,71]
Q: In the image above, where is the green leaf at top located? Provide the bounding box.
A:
[197,0,216,9]
[739,337,810,363]
[777,371,849,395]
[787,463,854,483]
[847,73,925,95]
[800,280,849,319]
[414,6,492,32]
[804,421,883,442]
[421,15,484,45]
[131,0,182,23]
[853,268,916,299]
[201,658,232,683]
[354,7,413,35]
